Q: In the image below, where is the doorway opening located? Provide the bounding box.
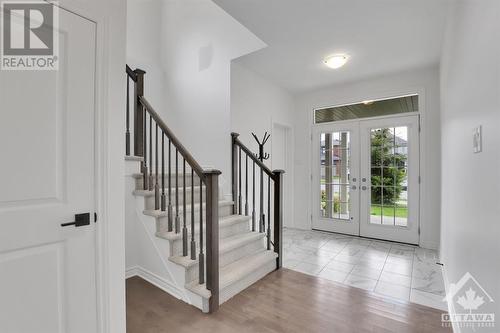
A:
[312,95,420,244]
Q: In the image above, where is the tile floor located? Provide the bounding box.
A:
[283,228,448,311]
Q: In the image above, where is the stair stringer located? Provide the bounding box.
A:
[132,194,207,310]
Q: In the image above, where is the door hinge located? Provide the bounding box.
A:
[418,176,421,184]
[94,212,98,223]
[418,226,421,235]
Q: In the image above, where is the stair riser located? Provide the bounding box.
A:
[142,192,203,210]
[166,219,251,256]
[182,237,267,283]
[219,258,276,304]
[154,205,233,230]
[219,237,266,267]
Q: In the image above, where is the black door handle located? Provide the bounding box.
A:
[61,213,91,227]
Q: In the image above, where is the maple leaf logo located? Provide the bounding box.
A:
[456,288,485,313]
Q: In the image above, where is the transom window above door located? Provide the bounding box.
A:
[315,94,419,124]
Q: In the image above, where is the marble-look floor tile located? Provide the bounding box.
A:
[389,247,415,258]
[339,245,366,257]
[375,281,410,301]
[383,262,413,276]
[414,248,438,263]
[334,253,364,264]
[410,289,448,311]
[350,266,382,280]
[356,258,386,270]
[386,255,413,265]
[344,274,378,291]
[412,262,442,280]
[283,258,300,269]
[301,253,334,266]
[361,249,389,262]
[283,228,446,310]
[411,276,445,296]
[349,238,373,246]
[317,268,349,283]
[325,260,355,273]
[294,262,324,276]
[379,271,412,287]
[369,241,392,251]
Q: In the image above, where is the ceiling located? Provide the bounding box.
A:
[213,0,450,93]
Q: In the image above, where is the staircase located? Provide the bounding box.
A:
[124,66,284,313]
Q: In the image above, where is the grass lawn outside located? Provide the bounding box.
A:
[370,205,407,218]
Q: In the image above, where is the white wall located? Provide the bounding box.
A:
[126,0,265,195]
[230,62,295,226]
[293,67,442,249]
[440,0,500,324]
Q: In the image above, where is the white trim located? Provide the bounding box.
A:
[271,121,295,228]
[126,266,184,301]
[307,87,431,248]
[45,1,122,332]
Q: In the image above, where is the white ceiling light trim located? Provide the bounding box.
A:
[324,54,349,69]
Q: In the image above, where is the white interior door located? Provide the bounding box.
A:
[359,115,420,244]
[312,121,360,236]
[0,5,98,333]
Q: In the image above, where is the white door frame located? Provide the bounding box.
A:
[45,1,125,331]
[271,121,294,228]
[311,112,421,244]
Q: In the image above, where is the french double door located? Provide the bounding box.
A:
[312,115,420,244]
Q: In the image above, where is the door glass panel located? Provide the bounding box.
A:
[369,127,409,227]
[320,131,351,220]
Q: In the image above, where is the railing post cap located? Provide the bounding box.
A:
[203,169,222,176]
[273,169,285,174]
[231,132,240,138]
[134,68,146,75]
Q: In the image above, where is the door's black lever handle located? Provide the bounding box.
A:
[61,213,91,227]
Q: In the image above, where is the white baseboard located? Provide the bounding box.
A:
[441,263,460,333]
[126,266,184,300]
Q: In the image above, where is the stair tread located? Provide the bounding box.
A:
[168,231,265,268]
[143,200,234,217]
[185,250,277,298]
[156,214,251,241]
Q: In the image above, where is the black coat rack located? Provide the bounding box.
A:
[252,132,270,162]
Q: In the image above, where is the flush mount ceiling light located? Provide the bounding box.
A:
[324,54,349,69]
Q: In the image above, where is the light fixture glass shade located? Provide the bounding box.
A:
[324,54,349,69]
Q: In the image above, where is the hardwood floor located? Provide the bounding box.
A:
[126,269,451,333]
